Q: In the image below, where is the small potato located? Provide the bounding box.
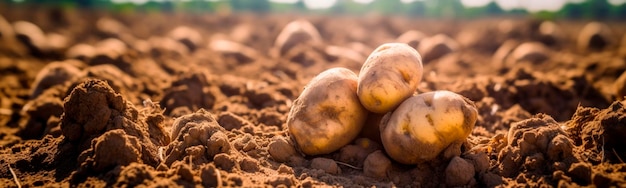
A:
[168,26,203,51]
[538,21,564,46]
[507,42,550,65]
[357,43,423,114]
[577,22,615,52]
[396,30,426,49]
[287,68,368,155]
[209,39,259,63]
[13,21,47,51]
[418,34,458,62]
[380,90,477,164]
[274,19,322,56]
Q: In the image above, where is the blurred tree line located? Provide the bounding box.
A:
[1,0,625,20]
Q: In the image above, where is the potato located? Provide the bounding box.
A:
[287,68,368,155]
[577,22,614,52]
[168,26,203,51]
[274,19,322,56]
[418,34,458,62]
[357,43,423,114]
[13,21,47,51]
[396,30,426,49]
[538,21,564,46]
[209,38,259,63]
[507,42,550,65]
[380,90,477,164]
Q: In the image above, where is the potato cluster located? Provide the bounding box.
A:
[287,42,478,164]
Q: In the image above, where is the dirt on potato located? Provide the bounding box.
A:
[1,4,626,187]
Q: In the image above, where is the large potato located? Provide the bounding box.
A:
[380,90,477,164]
[357,43,423,114]
[287,68,368,155]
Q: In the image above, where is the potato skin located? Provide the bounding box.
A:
[357,43,423,114]
[380,91,477,164]
[287,68,368,155]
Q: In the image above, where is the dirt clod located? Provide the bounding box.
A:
[83,129,142,172]
[363,150,391,179]
[311,157,340,175]
[165,109,226,166]
[268,136,301,164]
[446,156,475,187]
[60,79,126,143]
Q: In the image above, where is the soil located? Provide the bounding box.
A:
[1,5,626,187]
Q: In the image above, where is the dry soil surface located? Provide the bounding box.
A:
[1,5,626,187]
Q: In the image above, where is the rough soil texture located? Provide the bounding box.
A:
[1,5,626,187]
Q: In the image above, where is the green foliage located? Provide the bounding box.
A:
[2,0,625,20]
[229,0,270,13]
[405,1,426,16]
[369,0,404,15]
[533,11,557,20]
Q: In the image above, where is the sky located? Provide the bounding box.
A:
[271,0,626,11]
[302,0,336,9]
[106,0,626,12]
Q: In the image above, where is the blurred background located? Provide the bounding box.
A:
[1,0,625,20]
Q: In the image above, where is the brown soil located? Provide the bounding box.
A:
[1,5,626,187]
